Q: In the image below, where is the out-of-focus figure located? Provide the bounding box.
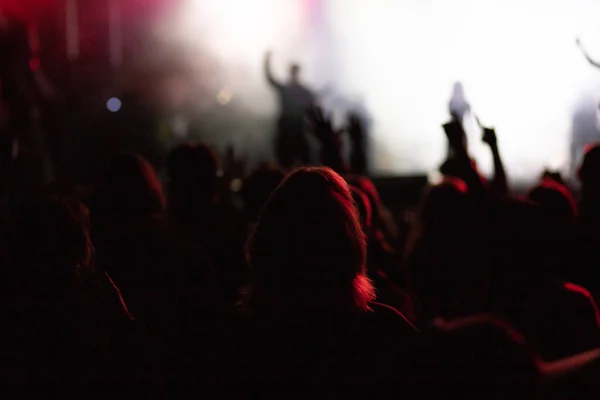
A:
[448,81,471,158]
[449,81,471,125]
[264,51,315,168]
[0,10,33,134]
[570,95,600,180]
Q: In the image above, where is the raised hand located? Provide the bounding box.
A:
[482,127,497,148]
[476,116,508,194]
[307,106,345,172]
[476,116,497,148]
[307,106,338,144]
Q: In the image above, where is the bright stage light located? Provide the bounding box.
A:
[166,0,600,183]
[217,88,232,105]
[326,0,600,182]
[178,0,303,59]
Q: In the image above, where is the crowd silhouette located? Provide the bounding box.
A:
[4,13,600,399]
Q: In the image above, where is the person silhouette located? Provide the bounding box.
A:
[575,38,600,176]
[570,95,600,179]
[264,51,315,168]
[448,82,472,158]
[233,166,417,397]
[449,82,471,124]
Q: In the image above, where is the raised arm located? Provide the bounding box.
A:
[347,113,368,175]
[264,51,283,90]
[578,38,600,69]
[307,106,347,173]
[440,120,487,202]
[482,125,508,196]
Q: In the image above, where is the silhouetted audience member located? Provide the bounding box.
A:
[405,177,486,326]
[240,163,286,224]
[230,167,418,397]
[9,46,600,397]
[351,185,414,320]
[89,153,225,393]
[167,143,220,220]
[440,119,487,202]
[529,178,577,219]
[1,195,157,395]
[486,197,600,361]
[573,144,600,299]
[578,144,600,231]
[347,112,369,175]
[346,175,405,303]
[416,314,541,399]
[166,143,247,304]
[527,177,578,281]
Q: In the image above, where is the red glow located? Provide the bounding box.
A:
[442,176,469,193]
[564,282,593,299]
[0,0,54,21]
[29,57,40,72]
[564,282,600,327]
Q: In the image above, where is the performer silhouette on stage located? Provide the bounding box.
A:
[573,38,600,178]
[449,81,471,123]
[264,51,315,168]
[447,81,471,157]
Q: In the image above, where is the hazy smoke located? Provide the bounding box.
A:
[162,0,600,182]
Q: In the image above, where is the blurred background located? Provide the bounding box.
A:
[3,0,600,186]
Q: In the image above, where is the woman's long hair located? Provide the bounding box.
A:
[246,167,374,314]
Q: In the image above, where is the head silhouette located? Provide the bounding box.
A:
[420,177,470,233]
[527,179,578,273]
[579,144,600,190]
[94,153,165,217]
[405,178,482,322]
[6,195,94,285]
[452,81,465,99]
[577,144,600,226]
[289,63,301,84]
[528,178,577,222]
[166,143,220,216]
[247,167,374,313]
[241,163,286,222]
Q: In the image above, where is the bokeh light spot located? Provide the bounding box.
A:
[107,97,122,112]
